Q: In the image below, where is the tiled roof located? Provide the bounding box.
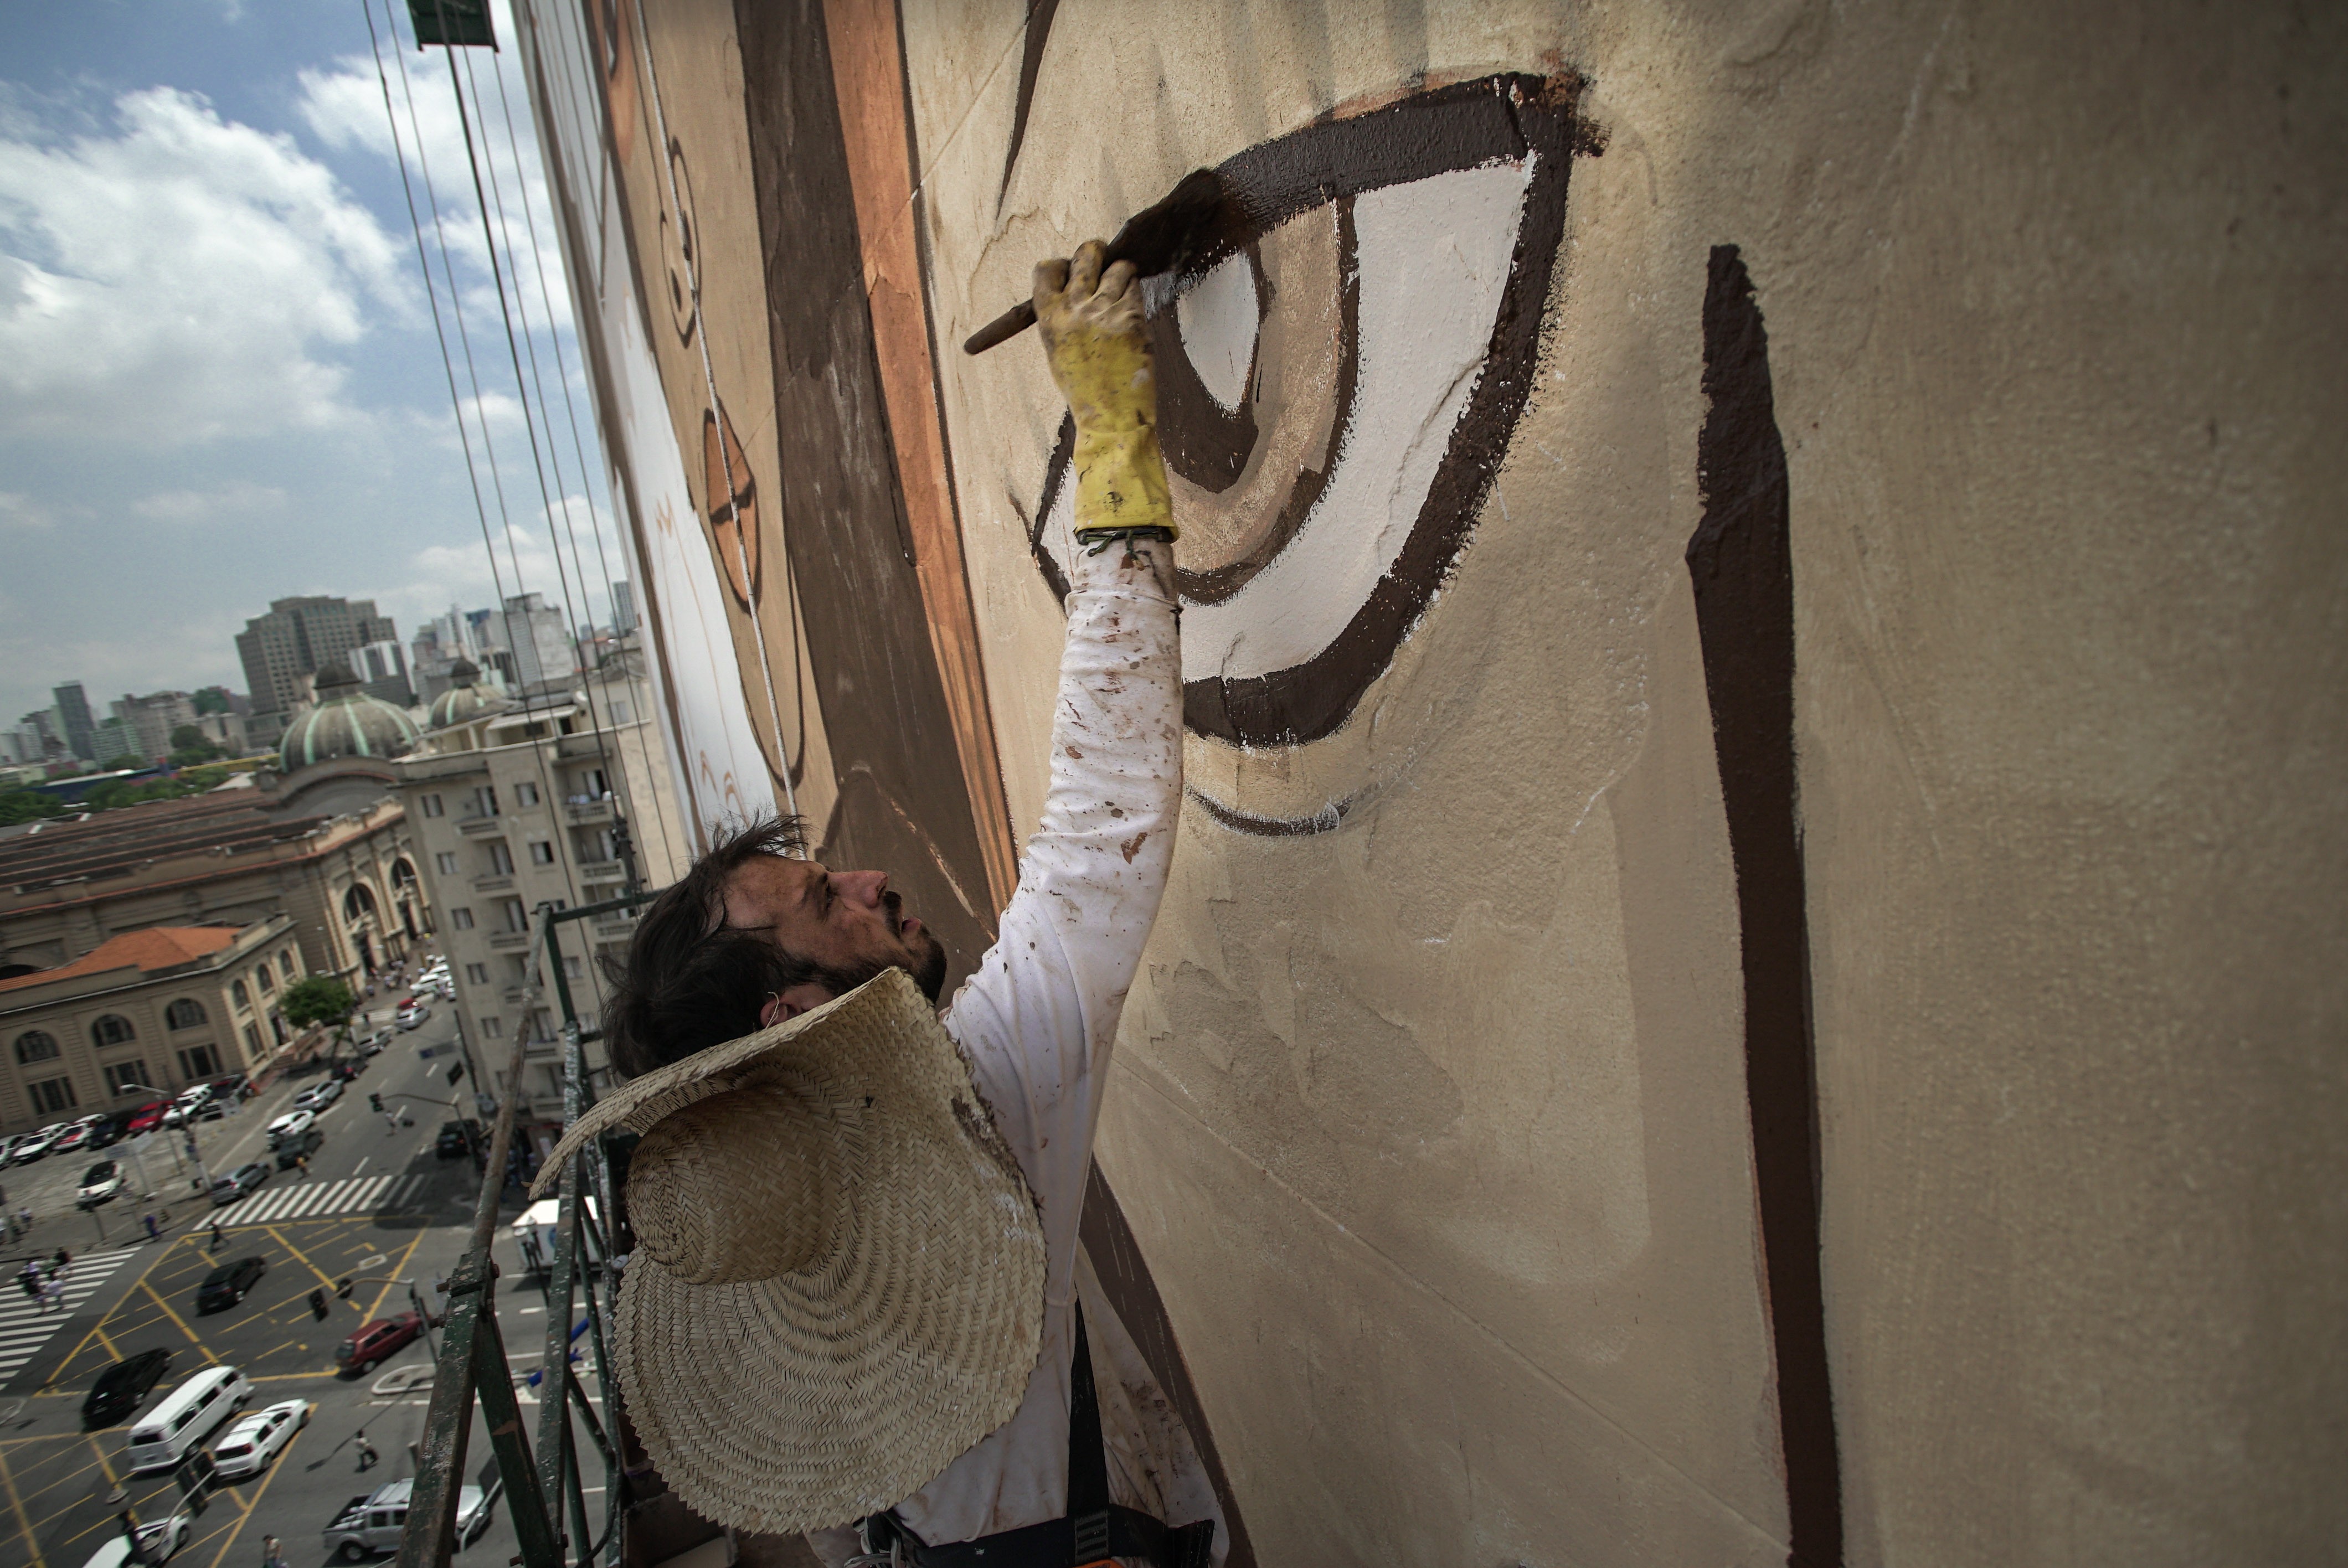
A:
[0,926,244,996]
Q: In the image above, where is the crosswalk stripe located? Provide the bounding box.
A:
[357,1175,393,1210]
[0,1251,137,1385]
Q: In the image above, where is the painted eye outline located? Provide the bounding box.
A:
[1026,73,1587,750]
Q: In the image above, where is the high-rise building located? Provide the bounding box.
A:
[355,639,415,707]
[234,596,399,720]
[498,592,577,690]
[610,580,638,634]
[52,682,96,764]
[111,690,199,763]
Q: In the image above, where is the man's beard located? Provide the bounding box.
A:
[819,927,948,1005]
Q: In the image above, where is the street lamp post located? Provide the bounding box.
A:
[119,1086,209,1197]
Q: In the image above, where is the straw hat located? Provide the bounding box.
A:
[530,968,1047,1534]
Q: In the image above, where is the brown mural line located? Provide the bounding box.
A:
[1079,1159,1259,1568]
[1686,244,1842,1568]
[996,0,1062,206]
[729,0,1000,1001]
[822,0,1021,916]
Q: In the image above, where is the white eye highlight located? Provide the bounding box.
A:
[1180,159,1532,684]
[1176,252,1258,414]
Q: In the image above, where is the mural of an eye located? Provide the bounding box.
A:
[702,399,758,606]
[658,136,700,348]
[1028,75,1585,769]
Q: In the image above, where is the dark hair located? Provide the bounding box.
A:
[601,815,869,1079]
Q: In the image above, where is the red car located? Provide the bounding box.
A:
[336,1312,426,1375]
[126,1101,171,1134]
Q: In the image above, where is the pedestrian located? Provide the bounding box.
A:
[141,1211,159,1242]
[16,1268,38,1306]
[383,1111,400,1134]
[356,1428,379,1471]
[38,1275,63,1313]
[51,1246,70,1277]
[262,1534,288,1568]
[14,1205,29,1235]
[294,1153,310,1180]
[209,1220,224,1253]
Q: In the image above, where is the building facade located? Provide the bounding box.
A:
[1,917,306,1134]
[112,690,199,765]
[52,682,96,766]
[395,644,687,1134]
[0,791,424,994]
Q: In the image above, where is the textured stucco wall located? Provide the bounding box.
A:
[895,1,2348,1564]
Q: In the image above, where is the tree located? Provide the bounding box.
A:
[169,726,224,765]
[192,687,233,716]
[101,754,142,772]
[281,977,358,1050]
[0,790,63,826]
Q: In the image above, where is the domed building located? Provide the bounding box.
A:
[279,663,420,770]
[425,657,509,731]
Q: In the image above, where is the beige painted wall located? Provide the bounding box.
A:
[897,1,2348,1564]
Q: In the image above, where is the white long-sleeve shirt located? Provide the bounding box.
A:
[808,534,1223,1561]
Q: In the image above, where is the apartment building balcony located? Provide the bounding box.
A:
[458,814,504,838]
[472,874,513,894]
[576,858,623,881]
[591,912,638,936]
[488,930,533,952]
[499,986,532,1006]
[565,795,615,823]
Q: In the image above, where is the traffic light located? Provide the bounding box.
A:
[308,1288,328,1321]
[446,1061,465,1086]
[335,1276,354,1299]
[369,1092,384,1113]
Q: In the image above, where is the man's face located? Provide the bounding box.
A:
[719,854,948,1006]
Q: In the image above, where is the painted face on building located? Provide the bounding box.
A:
[1023,75,1589,833]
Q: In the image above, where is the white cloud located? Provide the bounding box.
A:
[382,496,619,630]
[130,480,287,522]
[296,36,575,340]
[0,489,55,528]
[0,86,410,446]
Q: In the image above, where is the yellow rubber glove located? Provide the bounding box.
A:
[1034,240,1177,543]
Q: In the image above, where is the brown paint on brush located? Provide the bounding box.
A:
[1686,244,1843,1568]
[1080,1160,1259,1568]
[730,0,998,997]
[821,0,1021,915]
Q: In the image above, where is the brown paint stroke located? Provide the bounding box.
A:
[1079,1159,1258,1568]
[1027,75,1587,754]
[1183,783,1369,838]
[1147,243,1264,495]
[1687,244,1842,1568]
[822,0,1022,915]
[731,0,1000,997]
[996,0,1062,206]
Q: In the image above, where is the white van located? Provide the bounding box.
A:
[127,1365,250,1473]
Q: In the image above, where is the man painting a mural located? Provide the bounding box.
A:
[537,242,1221,1565]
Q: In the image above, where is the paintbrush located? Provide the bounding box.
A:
[961,168,1227,355]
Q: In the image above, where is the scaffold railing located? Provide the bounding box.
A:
[397,889,659,1568]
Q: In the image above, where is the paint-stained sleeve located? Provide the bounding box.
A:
[941,535,1181,1297]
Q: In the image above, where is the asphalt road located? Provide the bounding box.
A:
[0,1000,609,1568]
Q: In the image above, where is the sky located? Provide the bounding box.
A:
[0,0,621,729]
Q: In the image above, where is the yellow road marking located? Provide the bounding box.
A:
[21,1445,109,1505]
[91,1323,122,1362]
[135,1280,215,1365]
[0,1443,45,1568]
[261,1224,343,1293]
[362,1227,429,1322]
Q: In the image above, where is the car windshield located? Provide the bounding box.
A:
[200,1267,232,1287]
[84,1163,114,1182]
[336,1339,357,1358]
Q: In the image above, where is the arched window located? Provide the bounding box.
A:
[390,858,418,890]
[280,951,296,980]
[12,1030,59,1066]
[165,998,208,1030]
[91,1014,136,1048]
[231,979,250,1010]
[343,884,378,922]
[256,967,275,994]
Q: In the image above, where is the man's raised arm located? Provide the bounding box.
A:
[944,239,1182,1227]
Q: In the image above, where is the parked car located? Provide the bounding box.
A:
[85,1115,123,1148]
[195,1256,267,1314]
[357,1028,393,1056]
[127,1100,171,1134]
[52,1122,92,1155]
[81,1348,173,1428]
[206,1072,254,1101]
[329,1059,366,1083]
[79,1510,192,1567]
[78,1160,125,1208]
[274,1127,325,1170]
[336,1312,426,1376]
[14,1124,68,1164]
[209,1398,310,1480]
[294,1080,343,1112]
[209,1163,271,1206]
[323,1477,498,1561]
[265,1110,316,1146]
[434,1121,476,1160]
